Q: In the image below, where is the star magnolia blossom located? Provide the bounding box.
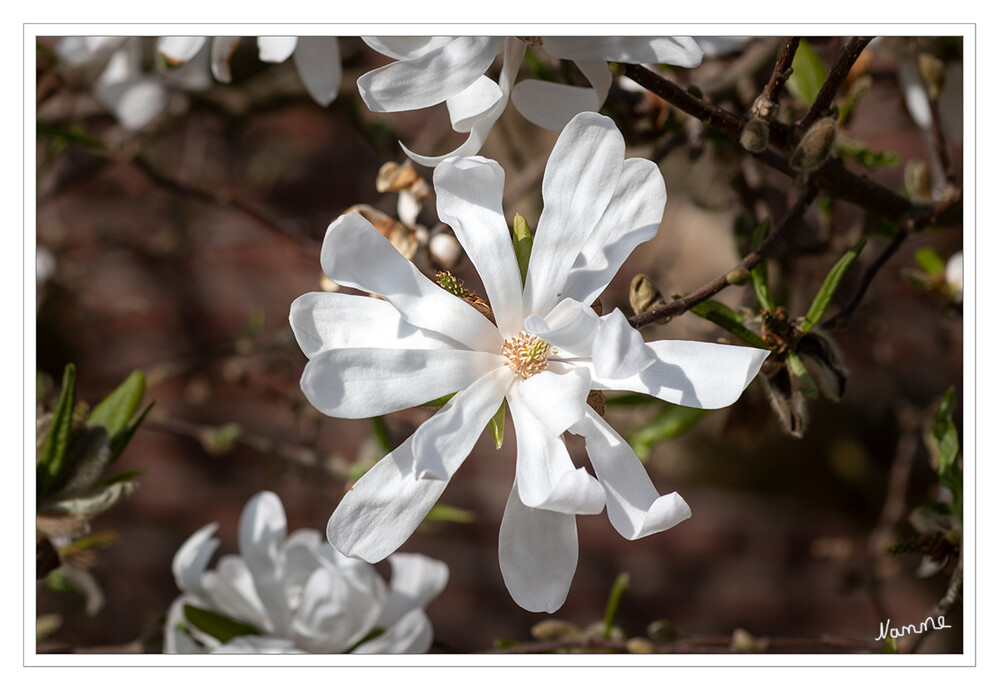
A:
[165,491,448,653]
[357,36,703,165]
[157,36,342,106]
[291,112,769,612]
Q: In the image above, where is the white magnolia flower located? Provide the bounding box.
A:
[291,112,768,612]
[358,36,703,165]
[157,36,342,107]
[165,491,448,654]
[945,250,962,303]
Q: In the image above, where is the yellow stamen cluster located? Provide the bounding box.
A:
[502,331,554,379]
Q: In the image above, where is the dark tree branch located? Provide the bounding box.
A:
[760,37,800,107]
[799,37,875,131]
[481,633,882,654]
[628,185,818,329]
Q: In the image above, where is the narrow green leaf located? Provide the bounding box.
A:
[881,635,898,653]
[183,605,261,644]
[346,628,386,653]
[98,468,148,488]
[371,416,393,453]
[87,371,146,438]
[512,214,533,285]
[522,49,557,82]
[628,404,707,461]
[487,400,506,449]
[605,392,659,407]
[786,350,819,399]
[915,247,946,277]
[787,39,827,106]
[36,122,106,150]
[932,387,959,475]
[38,364,77,497]
[107,401,154,464]
[836,138,900,169]
[423,392,457,407]
[424,503,476,523]
[800,238,866,334]
[750,219,775,311]
[603,572,630,639]
[690,300,772,349]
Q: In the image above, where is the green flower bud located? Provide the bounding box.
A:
[629,273,665,315]
[790,117,838,172]
[740,118,770,153]
[726,267,751,285]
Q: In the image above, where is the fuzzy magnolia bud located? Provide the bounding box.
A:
[629,273,665,315]
[904,159,932,201]
[790,117,838,172]
[530,619,580,641]
[918,53,945,100]
[740,117,770,153]
[726,267,751,285]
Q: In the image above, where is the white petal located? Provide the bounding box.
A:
[357,36,503,112]
[541,36,703,67]
[592,308,657,379]
[434,156,524,337]
[290,292,455,359]
[524,112,625,316]
[591,339,770,409]
[352,608,433,653]
[301,346,501,419]
[322,212,500,352]
[214,636,303,653]
[292,36,341,106]
[508,396,604,514]
[900,58,932,131]
[172,522,219,594]
[498,480,578,613]
[696,36,752,57]
[560,157,666,307]
[511,59,611,132]
[237,491,292,634]
[159,39,213,92]
[163,596,207,654]
[361,36,455,61]
[289,566,381,653]
[573,409,691,540]
[157,36,207,64]
[376,553,449,629]
[326,370,508,562]
[257,36,298,63]
[210,37,241,82]
[524,298,600,357]
[446,75,502,133]
[946,251,963,292]
[517,367,591,436]
[93,73,169,130]
[199,555,270,632]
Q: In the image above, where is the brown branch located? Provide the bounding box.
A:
[799,37,875,131]
[760,37,800,107]
[905,550,962,653]
[482,633,881,654]
[628,185,818,329]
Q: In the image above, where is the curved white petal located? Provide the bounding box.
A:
[525,112,625,316]
[322,212,501,352]
[361,36,454,61]
[290,292,456,359]
[946,251,963,294]
[573,409,692,540]
[498,480,578,613]
[292,36,341,106]
[446,75,502,133]
[591,339,770,409]
[357,36,503,112]
[592,308,657,379]
[434,156,523,337]
[257,36,298,63]
[352,607,434,653]
[560,157,666,307]
[524,298,600,357]
[326,370,508,562]
[511,59,611,132]
[517,367,591,436]
[199,555,270,632]
[172,522,220,594]
[900,58,932,131]
[301,346,502,419]
[93,72,169,130]
[210,37,241,82]
[508,395,604,514]
[214,636,303,653]
[163,596,208,654]
[376,553,449,629]
[290,566,382,652]
[541,36,703,67]
[238,492,293,634]
[157,36,207,64]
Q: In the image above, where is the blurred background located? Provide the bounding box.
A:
[33,35,964,653]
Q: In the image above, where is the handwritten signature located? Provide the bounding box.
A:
[876,616,952,641]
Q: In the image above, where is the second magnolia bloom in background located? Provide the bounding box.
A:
[291,112,769,613]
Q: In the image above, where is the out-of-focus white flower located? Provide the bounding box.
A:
[291,112,768,612]
[357,36,703,165]
[158,36,342,107]
[165,491,448,654]
[945,251,962,303]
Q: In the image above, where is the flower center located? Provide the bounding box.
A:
[502,331,554,379]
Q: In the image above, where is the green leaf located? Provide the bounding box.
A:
[523,49,557,82]
[690,300,771,349]
[750,219,775,311]
[628,404,707,461]
[512,214,533,285]
[787,39,827,106]
[98,468,148,488]
[837,138,900,169]
[36,123,106,150]
[786,350,819,399]
[107,401,153,464]
[423,392,456,407]
[605,392,660,407]
[602,572,630,639]
[87,371,146,438]
[881,635,899,653]
[183,605,261,644]
[800,238,866,334]
[38,364,77,497]
[915,247,946,277]
[487,400,506,449]
[371,417,393,453]
[932,388,959,475]
[424,503,476,523]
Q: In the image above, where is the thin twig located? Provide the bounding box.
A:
[908,39,958,187]
[905,550,963,653]
[628,185,818,329]
[799,37,875,131]
[481,634,882,654]
[760,37,801,107]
